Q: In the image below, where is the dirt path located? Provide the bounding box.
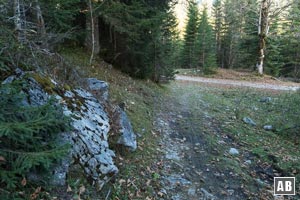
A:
[154,81,293,200]
[176,75,300,91]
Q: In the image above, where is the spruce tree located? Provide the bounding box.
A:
[212,0,223,68]
[238,0,259,69]
[151,2,179,82]
[39,0,81,33]
[222,0,242,68]
[197,7,216,74]
[181,0,199,68]
[98,0,174,79]
[265,15,284,77]
[0,82,70,196]
[281,0,300,78]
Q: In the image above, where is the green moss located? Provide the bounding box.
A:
[63,84,71,91]
[31,73,56,94]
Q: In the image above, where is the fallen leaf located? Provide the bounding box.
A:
[67,185,72,192]
[146,166,153,173]
[146,179,151,186]
[21,177,27,186]
[157,191,164,197]
[0,156,5,162]
[221,190,227,195]
[119,179,126,185]
[30,186,41,200]
[151,130,157,135]
[79,185,85,195]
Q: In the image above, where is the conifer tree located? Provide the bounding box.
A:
[197,7,216,74]
[281,0,300,78]
[238,0,259,69]
[181,0,199,68]
[222,0,242,68]
[151,2,180,82]
[0,82,70,197]
[265,15,283,77]
[212,0,223,68]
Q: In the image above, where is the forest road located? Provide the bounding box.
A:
[154,80,286,200]
[176,75,300,91]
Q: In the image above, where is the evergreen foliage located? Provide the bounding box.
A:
[221,0,243,68]
[181,0,199,68]
[196,7,216,74]
[238,0,259,69]
[149,3,180,82]
[96,0,176,79]
[212,0,224,68]
[265,36,284,77]
[40,0,81,33]
[280,0,300,78]
[0,81,70,195]
[265,16,284,77]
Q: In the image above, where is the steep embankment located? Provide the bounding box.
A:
[0,68,139,199]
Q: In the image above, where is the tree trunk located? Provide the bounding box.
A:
[35,0,47,48]
[14,0,26,44]
[257,0,269,75]
[85,0,100,64]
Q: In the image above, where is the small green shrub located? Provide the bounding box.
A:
[0,82,70,198]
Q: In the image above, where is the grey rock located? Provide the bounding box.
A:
[200,188,216,200]
[2,75,16,85]
[256,178,266,186]
[227,189,235,195]
[12,74,119,189]
[165,175,191,188]
[245,160,252,165]
[15,68,25,77]
[68,89,119,186]
[113,106,137,151]
[171,194,182,200]
[188,187,196,196]
[252,106,259,111]
[50,133,73,186]
[27,77,50,106]
[2,68,25,85]
[243,117,256,126]
[85,78,109,101]
[160,188,167,195]
[166,150,180,161]
[263,125,273,131]
[260,97,272,103]
[229,148,239,155]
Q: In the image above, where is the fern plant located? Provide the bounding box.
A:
[0,81,70,195]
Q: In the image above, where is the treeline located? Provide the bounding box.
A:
[181,0,300,78]
[0,0,179,81]
[1,0,300,81]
